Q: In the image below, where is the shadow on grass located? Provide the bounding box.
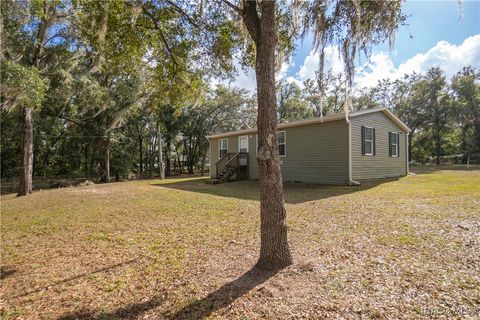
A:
[167,266,278,319]
[57,293,166,320]
[56,266,277,320]
[151,177,398,204]
[5,259,137,300]
[0,266,16,280]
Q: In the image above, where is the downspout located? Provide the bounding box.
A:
[406,132,411,175]
[345,98,360,186]
[208,138,212,178]
[346,116,360,186]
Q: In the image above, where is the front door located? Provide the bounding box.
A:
[238,136,248,167]
[239,136,249,153]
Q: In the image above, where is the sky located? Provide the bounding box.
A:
[230,0,480,92]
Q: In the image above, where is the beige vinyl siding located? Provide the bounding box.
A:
[275,120,349,184]
[210,119,349,184]
[351,112,408,180]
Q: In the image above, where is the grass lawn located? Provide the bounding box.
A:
[1,167,479,319]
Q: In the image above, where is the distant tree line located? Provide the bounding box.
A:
[0,0,255,189]
[1,84,255,181]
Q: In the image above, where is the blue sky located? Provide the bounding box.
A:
[382,0,480,64]
[233,0,480,91]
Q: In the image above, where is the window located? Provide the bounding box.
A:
[278,131,286,157]
[389,132,400,157]
[361,126,375,156]
[255,131,286,157]
[238,136,249,153]
[219,139,228,158]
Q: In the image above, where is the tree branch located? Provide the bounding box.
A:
[240,0,260,44]
[220,0,242,14]
[165,0,199,28]
[58,115,83,126]
[142,5,179,68]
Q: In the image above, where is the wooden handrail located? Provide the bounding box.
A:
[215,153,228,166]
[215,152,249,179]
[225,153,239,167]
[216,153,232,178]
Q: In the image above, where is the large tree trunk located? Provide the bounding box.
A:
[18,107,34,196]
[165,140,172,176]
[178,154,183,174]
[188,161,194,175]
[157,124,165,179]
[90,145,96,178]
[243,0,292,269]
[185,139,195,174]
[18,1,51,196]
[101,137,110,182]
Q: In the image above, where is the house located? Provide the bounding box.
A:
[207,107,410,185]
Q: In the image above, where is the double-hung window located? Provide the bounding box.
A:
[389,132,400,157]
[361,126,375,156]
[219,139,228,158]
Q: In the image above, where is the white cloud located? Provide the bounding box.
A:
[217,59,294,93]
[355,34,480,88]
[229,67,257,92]
[216,34,480,93]
[354,52,397,88]
[297,46,344,82]
[285,76,303,87]
[277,61,291,80]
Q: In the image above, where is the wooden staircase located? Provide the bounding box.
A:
[218,165,237,181]
[207,152,249,184]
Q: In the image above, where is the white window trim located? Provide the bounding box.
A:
[238,135,249,153]
[255,131,287,157]
[278,131,286,157]
[390,132,399,157]
[219,138,228,159]
[364,126,374,156]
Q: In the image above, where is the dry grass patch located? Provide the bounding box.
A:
[1,168,479,319]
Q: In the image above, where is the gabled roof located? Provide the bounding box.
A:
[349,107,411,132]
[207,107,411,139]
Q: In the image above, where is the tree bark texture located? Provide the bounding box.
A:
[18,107,34,196]
[165,140,172,176]
[242,0,292,269]
[101,137,110,182]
